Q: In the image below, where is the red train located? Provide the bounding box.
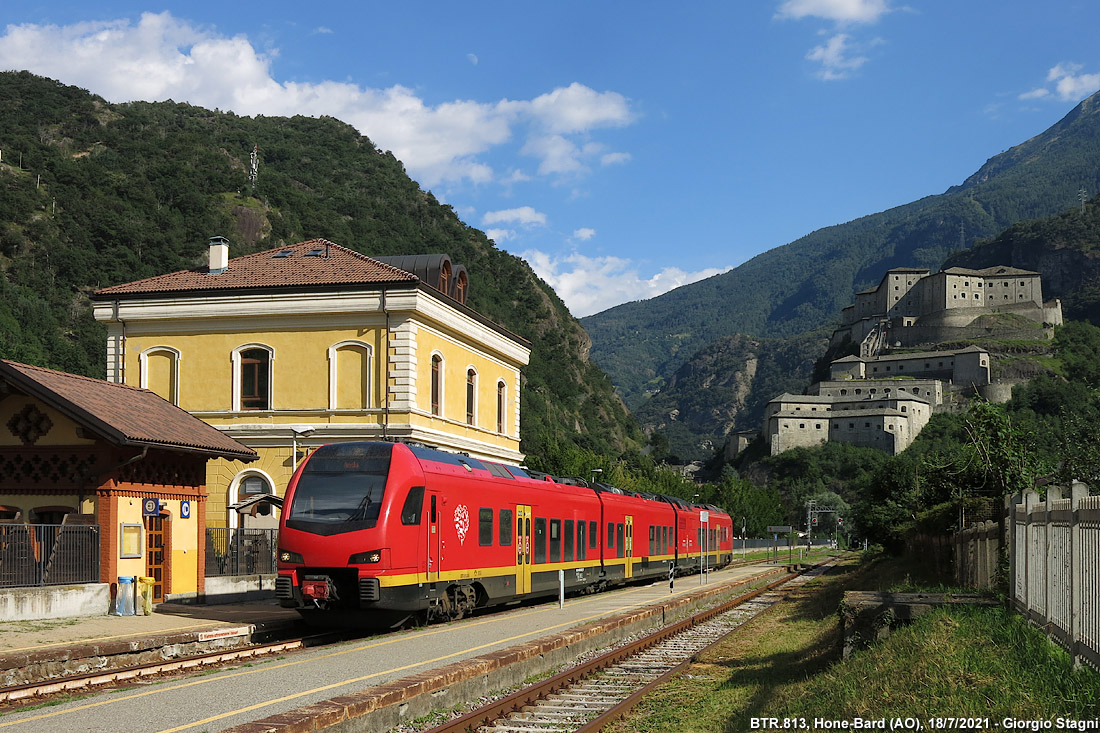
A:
[275,441,734,626]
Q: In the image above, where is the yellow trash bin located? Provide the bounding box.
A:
[137,576,156,616]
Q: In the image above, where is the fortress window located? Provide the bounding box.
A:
[912,388,920,395]
[1005,295,1009,299]
[799,423,805,429]
[965,281,970,286]
[815,423,822,430]
[840,389,847,395]
[855,389,862,395]
[1020,281,1026,286]
[849,423,854,429]
[1004,282,1009,287]
[901,406,907,412]
[975,293,980,299]
[977,282,983,287]
[865,422,871,428]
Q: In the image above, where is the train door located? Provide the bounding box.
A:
[515,505,532,594]
[624,515,634,579]
[427,492,442,582]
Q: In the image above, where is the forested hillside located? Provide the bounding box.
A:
[943,194,1100,321]
[633,329,829,462]
[584,90,1100,412]
[0,71,642,458]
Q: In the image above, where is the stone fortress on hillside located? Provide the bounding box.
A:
[764,265,1063,457]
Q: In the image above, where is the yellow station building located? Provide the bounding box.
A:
[92,237,531,528]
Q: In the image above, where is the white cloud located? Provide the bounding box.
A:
[1018,88,1050,101]
[601,152,631,166]
[777,0,891,24]
[806,33,868,80]
[522,250,732,317]
[572,228,596,241]
[522,82,634,134]
[482,206,547,227]
[485,228,515,243]
[313,27,334,35]
[0,12,636,188]
[1018,62,1100,103]
[467,53,478,66]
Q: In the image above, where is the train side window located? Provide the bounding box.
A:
[534,518,547,563]
[430,494,437,524]
[589,521,598,549]
[400,486,424,525]
[499,509,513,546]
[649,526,655,555]
[550,519,561,563]
[564,520,574,562]
[661,525,668,554]
[607,522,614,550]
[616,523,624,558]
[577,521,586,561]
[478,507,493,546]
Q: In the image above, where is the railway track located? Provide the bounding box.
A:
[0,629,348,705]
[426,560,834,733]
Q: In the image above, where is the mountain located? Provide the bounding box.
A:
[0,71,642,458]
[632,330,829,462]
[583,91,1100,413]
[943,194,1100,321]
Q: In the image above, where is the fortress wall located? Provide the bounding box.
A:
[890,324,1052,347]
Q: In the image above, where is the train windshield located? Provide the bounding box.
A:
[285,443,392,535]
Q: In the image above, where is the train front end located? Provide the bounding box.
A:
[275,442,425,626]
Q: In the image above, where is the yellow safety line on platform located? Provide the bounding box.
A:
[0,564,767,731]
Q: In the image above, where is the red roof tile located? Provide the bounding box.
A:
[0,361,257,461]
[93,239,417,297]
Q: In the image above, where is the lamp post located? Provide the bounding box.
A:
[590,468,602,487]
[291,426,315,470]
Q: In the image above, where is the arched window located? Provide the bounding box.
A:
[233,345,273,411]
[439,260,452,294]
[466,368,478,425]
[430,353,443,416]
[454,269,468,304]
[139,347,181,405]
[496,380,507,434]
[328,341,372,410]
[241,474,273,496]
[228,471,277,528]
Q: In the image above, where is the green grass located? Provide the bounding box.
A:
[610,555,1100,732]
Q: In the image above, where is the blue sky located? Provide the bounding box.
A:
[3,2,1099,316]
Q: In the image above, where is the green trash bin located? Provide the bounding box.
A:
[137,576,155,615]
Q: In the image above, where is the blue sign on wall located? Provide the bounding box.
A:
[180,500,191,519]
[142,498,160,517]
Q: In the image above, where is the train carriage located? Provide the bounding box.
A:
[275,441,733,627]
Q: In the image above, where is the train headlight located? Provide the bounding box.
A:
[278,549,304,564]
[349,549,383,564]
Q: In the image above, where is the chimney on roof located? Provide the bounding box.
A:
[208,236,229,274]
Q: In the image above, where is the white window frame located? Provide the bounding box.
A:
[232,343,274,412]
[138,346,181,405]
[227,469,277,529]
[465,366,479,426]
[327,340,373,410]
[429,351,445,417]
